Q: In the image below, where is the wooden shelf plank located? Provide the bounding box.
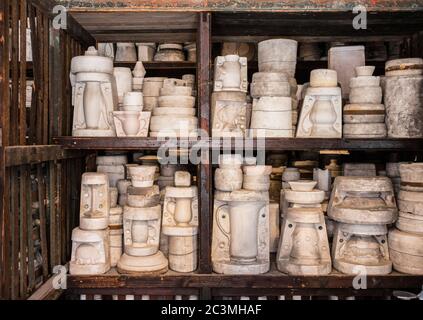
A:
[54,137,423,151]
[5,145,87,167]
[53,137,199,150]
[114,61,196,70]
[67,269,423,290]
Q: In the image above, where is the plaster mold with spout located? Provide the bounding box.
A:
[212,190,270,274]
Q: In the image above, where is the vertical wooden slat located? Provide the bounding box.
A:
[42,15,48,145]
[27,165,35,292]
[10,167,20,299]
[61,160,68,263]
[197,12,212,273]
[0,0,10,299]
[28,4,37,145]
[37,164,49,278]
[56,161,62,264]
[49,27,61,142]
[19,0,27,145]
[35,9,43,144]
[19,165,28,297]
[48,161,58,269]
[10,1,19,145]
[1,0,10,146]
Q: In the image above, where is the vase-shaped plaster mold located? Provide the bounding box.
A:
[70,47,117,137]
[118,204,168,274]
[214,55,248,93]
[296,87,342,138]
[162,173,199,272]
[212,190,270,274]
[113,111,151,137]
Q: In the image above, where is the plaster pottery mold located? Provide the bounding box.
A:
[70,47,117,137]
[384,58,423,138]
[242,165,272,192]
[342,163,376,177]
[212,190,270,274]
[344,66,387,138]
[70,228,110,275]
[269,202,280,253]
[258,39,298,77]
[132,62,146,91]
[211,91,248,137]
[250,97,293,138]
[250,72,291,98]
[389,228,423,274]
[397,163,423,216]
[296,70,342,138]
[327,176,396,275]
[184,42,197,62]
[96,155,128,187]
[79,173,110,231]
[113,67,133,107]
[113,111,151,137]
[214,154,243,192]
[214,55,248,93]
[98,43,115,59]
[150,78,198,137]
[328,45,365,98]
[143,77,167,111]
[327,176,397,225]
[117,184,168,274]
[162,172,199,272]
[277,181,331,275]
[136,43,156,62]
[115,43,137,62]
[332,223,392,275]
[154,43,185,62]
[128,165,156,188]
[221,42,255,62]
[109,187,123,267]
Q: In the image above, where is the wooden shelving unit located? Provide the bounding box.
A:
[55,8,423,300]
[2,1,423,300]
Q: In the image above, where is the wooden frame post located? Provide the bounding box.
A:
[197,12,212,274]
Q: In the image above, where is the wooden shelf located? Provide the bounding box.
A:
[53,137,199,150]
[54,137,423,152]
[67,269,423,291]
[114,61,196,70]
[213,138,423,151]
